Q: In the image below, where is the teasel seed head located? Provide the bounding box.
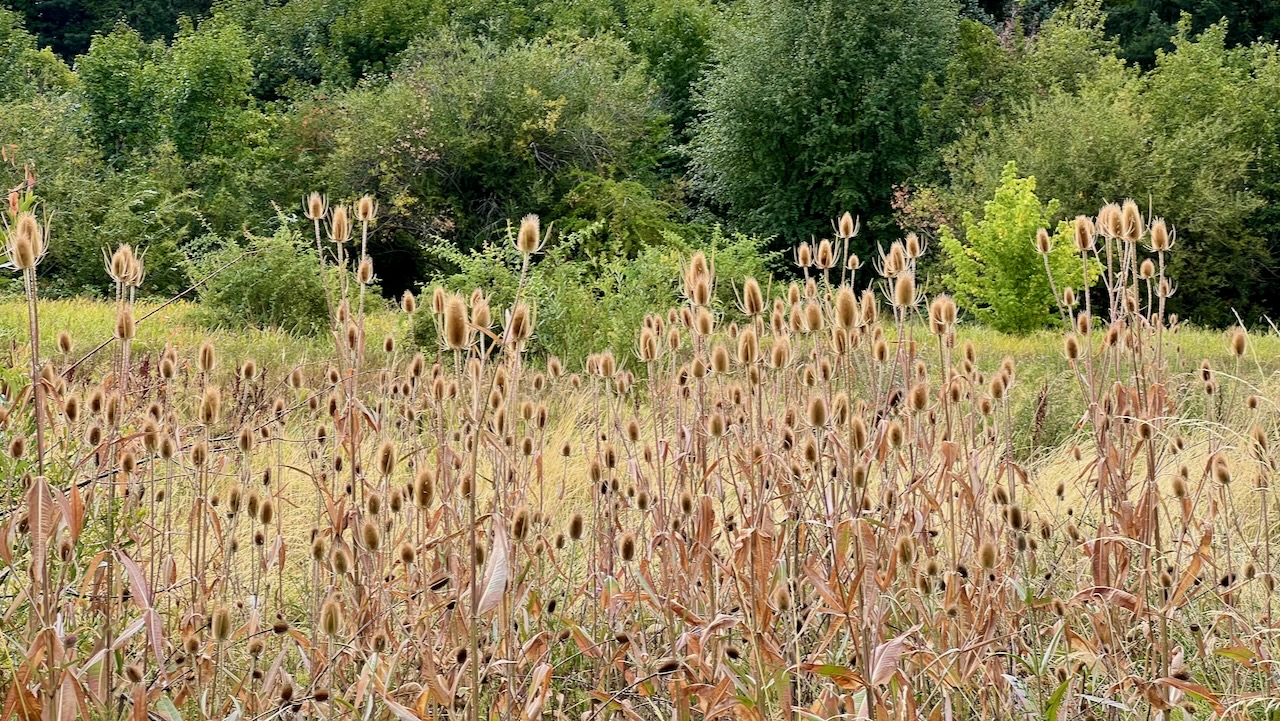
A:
[896,535,915,566]
[1035,228,1051,255]
[815,238,835,269]
[1149,217,1173,252]
[568,512,584,541]
[772,585,792,613]
[329,205,351,243]
[124,663,144,684]
[837,211,857,239]
[516,213,541,255]
[443,294,469,350]
[356,194,377,222]
[321,597,342,636]
[1212,454,1232,485]
[1230,328,1247,357]
[8,212,42,270]
[304,192,328,221]
[892,273,916,309]
[198,341,216,374]
[1073,215,1096,252]
[213,606,233,641]
[1121,199,1143,242]
[377,439,396,477]
[978,542,998,570]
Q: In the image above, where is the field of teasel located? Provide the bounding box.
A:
[1,189,1279,721]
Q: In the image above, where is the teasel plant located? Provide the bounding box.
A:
[5,187,1280,721]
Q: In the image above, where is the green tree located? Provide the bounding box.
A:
[689,0,958,246]
[940,162,1096,334]
[165,19,253,161]
[0,8,73,101]
[934,18,1276,325]
[323,31,669,293]
[76,25,164,162]
[7,0,213,59]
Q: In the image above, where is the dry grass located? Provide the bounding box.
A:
[2,198,1280,721]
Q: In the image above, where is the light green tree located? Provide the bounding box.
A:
[940,161,1098,334]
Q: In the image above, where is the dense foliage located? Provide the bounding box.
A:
[2,0,1280,329]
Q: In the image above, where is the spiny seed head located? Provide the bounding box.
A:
[1035,227,1051,254]
[516,213,541,254]
[124,663,143,684]
[1230,328,1247,357]
[568,513,584,541]
[896,535,915,565]
[1064,333,1080,361]
[513,505,530,541]
[620,532,636,562]
[837,211,857,239]
[443,295,469,350]
[929,294,956,335]
[304,192,328,220]
[414,468,435,507]
[1073,215,1095,252]
[892,273,916,309]
[835,287,858,330]
[9,212,42,270]
[1212,454,1232,485]
[213,606,233,641]
[905,232,923,259]
[806,395,828,428]
[356,194,377,222]
[773,585,791,612]
[1150,217,1173,252]
[815,239,835,269]
[377,439,396,477]
[741,277,764,316]
[1121,199,1143,242]
[321,597,342,635]
[329,205,351,242]
[198,341,216,373]
[978,542,998,570]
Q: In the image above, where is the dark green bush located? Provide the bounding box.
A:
[193,219,360,334]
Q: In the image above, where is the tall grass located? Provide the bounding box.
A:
[1,191,1278,721]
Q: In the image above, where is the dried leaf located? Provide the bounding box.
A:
[1155,677,1224,714]
[477,517,509,615]
[27,476,56,584]
[871,625,919,686]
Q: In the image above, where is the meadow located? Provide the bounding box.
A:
[2,199,1280,721]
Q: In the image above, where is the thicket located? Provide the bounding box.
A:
[2,0,1280,330]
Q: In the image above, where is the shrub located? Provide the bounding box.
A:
[939,161,1098,334]
[193,218,354,334]
[416,222,778,368]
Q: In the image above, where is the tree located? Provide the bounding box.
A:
[322,31,669,293]
[934,18,1278,325]
[688,0,958,247]
[165,19,253,161]
[940,162,1097,334]
[0,8,73,102]
[8,0,212,59]
[76,24,164,162]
